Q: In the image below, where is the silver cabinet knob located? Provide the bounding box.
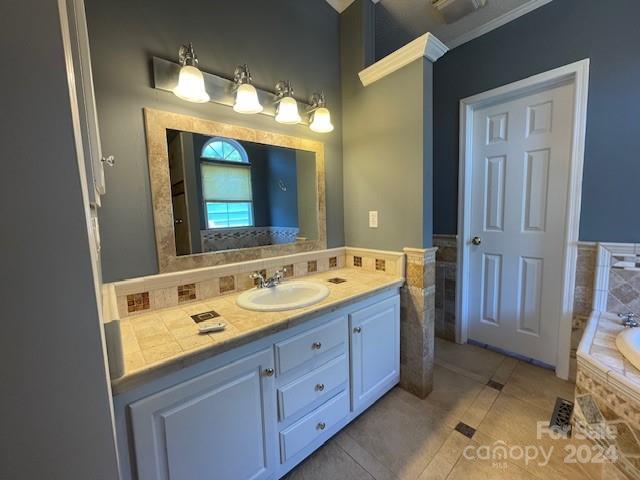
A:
[101,155,116,167]
[353,327,362,333]
[472,236,482,246]
[315,383,325,392]
[316,422,326,430]
[264,368,274,377]
[312,341,322,350]
[174,218,184,225]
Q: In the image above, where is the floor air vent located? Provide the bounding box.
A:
[550,397,574,434]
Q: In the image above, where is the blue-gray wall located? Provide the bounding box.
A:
[85,0,343,282]
[341,0,433,250]
[241,142,300,229]
[1,1,119,477]
[433,0,640,241]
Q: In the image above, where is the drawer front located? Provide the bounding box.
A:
[278,354,348,421]
[279,390,349,462]
[275,315,347,376]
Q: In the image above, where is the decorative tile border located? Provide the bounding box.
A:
[177,284,196,303]
[108,247,405,319]
[144,108,327,273]
[126,292,149,313]
[200,226,300,252]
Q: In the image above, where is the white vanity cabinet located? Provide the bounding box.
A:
[129,348,277,480]
[122,290,400,480]
[350,295,400,411]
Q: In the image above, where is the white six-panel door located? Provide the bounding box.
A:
[468,81,575,365]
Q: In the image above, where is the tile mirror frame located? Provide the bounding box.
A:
[144,108,327,273]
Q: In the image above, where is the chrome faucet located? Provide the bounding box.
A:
[250,268,287,289]
[619,312,639,328]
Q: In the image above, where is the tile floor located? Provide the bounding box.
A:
[284,338,629,480]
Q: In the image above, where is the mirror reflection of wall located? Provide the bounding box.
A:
[166,130,317,256]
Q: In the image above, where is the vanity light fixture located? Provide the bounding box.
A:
[233,64,263,114]
[274,81,301,124]
[173,43,210,103]
[308,93,334,133]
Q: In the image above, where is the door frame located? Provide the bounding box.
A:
[456,59,590,379]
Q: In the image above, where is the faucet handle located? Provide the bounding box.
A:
[250,271,266,287]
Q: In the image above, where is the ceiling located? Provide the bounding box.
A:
[326,0,552,58]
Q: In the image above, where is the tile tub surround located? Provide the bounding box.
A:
[576,311,640,478]
[400,247,437,398]
[112,268,403,394]
[434,234,457,342]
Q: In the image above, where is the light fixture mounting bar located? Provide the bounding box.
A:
[153,57,313,125]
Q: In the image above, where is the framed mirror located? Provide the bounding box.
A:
[144,108,326,272]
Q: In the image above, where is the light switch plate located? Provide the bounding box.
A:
[369,210,378,228]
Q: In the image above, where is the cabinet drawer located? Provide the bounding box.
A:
[279,390,349,462]
[278,354,348,421]
[275,316,347,376]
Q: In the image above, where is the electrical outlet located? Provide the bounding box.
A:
[369,210,378,228]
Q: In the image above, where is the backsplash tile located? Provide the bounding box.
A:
[110,247,402,318]
[127,292,150,313]
[177,283,196,303]
[219,275,235,294]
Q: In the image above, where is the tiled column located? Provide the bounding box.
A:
[400,247,437,398]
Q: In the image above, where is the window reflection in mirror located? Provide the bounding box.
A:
[166,130,317,256]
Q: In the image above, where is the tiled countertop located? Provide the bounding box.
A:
[112,268,404,395]
[577,311,640,394]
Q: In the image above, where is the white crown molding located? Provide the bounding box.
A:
[446,0,554,49]
[358,32,448,87]
[326,0,379,14]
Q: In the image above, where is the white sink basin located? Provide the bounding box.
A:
[236,281,330,312]
[616,328,640,371]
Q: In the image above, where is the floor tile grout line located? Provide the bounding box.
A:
[333,440,379,480]
[337,430,397,480]
[413,425,461,480]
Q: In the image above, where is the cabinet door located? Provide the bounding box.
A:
[350,295,400,411]
[130,349,277,480]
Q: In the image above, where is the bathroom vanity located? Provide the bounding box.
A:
[111,269,402,480]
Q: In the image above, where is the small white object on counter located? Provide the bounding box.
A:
[198,321,226,334]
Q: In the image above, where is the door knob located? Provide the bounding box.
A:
[472,236,482,246]
[174,218,184,225]
[263,368,274,377]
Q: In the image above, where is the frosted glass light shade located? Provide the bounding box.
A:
[275,96,301,124]
[233,83,263,114]
[309,107,334,133]
[173,65,210,103]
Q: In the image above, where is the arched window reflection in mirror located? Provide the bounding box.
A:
[200,138,253,228]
